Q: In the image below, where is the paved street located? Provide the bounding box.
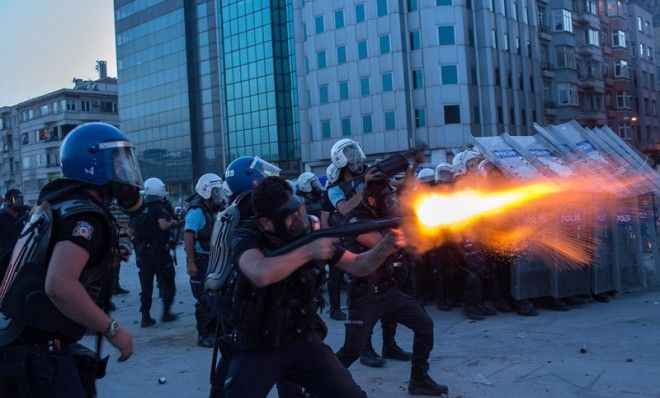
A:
[92,247,660,398]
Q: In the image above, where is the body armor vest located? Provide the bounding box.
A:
[0,197,117,346]
[230,236,326,345]
[188,197,214,252]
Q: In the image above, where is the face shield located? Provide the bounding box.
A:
[210,186,226,209]
[436,170,453,183]
[100,141,144,213]
[343,144,366,175]
[249,156,281,178]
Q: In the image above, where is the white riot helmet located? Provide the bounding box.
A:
[143,177,167,198]
[195,173,225,208]
[326,164,340,187]
[297,172,321,193]
[452,149,481,176]
[330,139,366,175]
[435,163,454,183]
[286,179,298,194]
[416,168,435,184]
[477,159,497,176]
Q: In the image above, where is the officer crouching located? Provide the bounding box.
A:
[222,176,404,397]
[0,123,140,397]
[335,174,449,396]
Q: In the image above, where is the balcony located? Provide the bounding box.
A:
[577,74,605,91]
[576,43,601,58]
[544,101,558,116]
[578,108,607,123]
[541,63,555,78]
[574,11,600,28]
[539,24,552,42]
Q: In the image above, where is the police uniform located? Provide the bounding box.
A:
[321,189,344,318]
[0,207,27,259]
[132,198,176,320]
[222,219,366,398]
[0,180,117,398]
[184,199,215,338]
[335,203,434,373]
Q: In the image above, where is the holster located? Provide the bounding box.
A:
[68,343,109,398]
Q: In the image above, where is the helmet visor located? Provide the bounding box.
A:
[343,144,366,167]
[249,156,281,178]
[101,141,143,188]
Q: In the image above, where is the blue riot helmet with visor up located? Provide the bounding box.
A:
[224,156,281,197]
[60,122,143,212]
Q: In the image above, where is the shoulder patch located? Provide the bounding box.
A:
[348,217,359,224]
[73,221,94,240]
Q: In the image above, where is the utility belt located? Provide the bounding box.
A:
[232,313,327,347]
[350,278,394,299]
[136,240,170,251]
[0,339,66,362]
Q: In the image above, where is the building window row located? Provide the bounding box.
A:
[312,64,460,105]
[313,105,460,139]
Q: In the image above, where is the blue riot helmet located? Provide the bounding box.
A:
[60,122,144,212]
[224,156,281,197]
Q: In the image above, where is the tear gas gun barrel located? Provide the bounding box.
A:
[268,217,403,257]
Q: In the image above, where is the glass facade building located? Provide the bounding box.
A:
[217,0,300,172]
[114,0,224,200]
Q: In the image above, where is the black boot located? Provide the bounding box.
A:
[409,366,449,396]
[161,303,178,322]
[360,345,386,367]
[516,299,539,316]
[141,311,156,328]
[382,341,412,361]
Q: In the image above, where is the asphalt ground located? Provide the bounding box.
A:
[91,247,660,398]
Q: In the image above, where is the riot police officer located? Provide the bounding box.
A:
[0,189,28,259]
[335,174,449,396]
[222,176,404,397]
[132,177,179,327]
[185,173,225,347]
[0,122,141,397]
[297,171,323,218]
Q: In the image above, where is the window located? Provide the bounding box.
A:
[362,114,373,133]
[36,128,49,142]
[360,77,370,96]
[492,30,497,49]
[552,9,573,33]
[377,0,388,16]
[436,0,451,5]
[341,117,352,136]
[315,15,324,34]
[616,91,632,109]
[412,69,424,89]
[619,122,632,139]
[319,85,328,104]
[583,0,597,15]
[408,0,418,11]
[384,111,396,130]
[612,31,626,47]
[379,34,391,54]
[339,81,349,100]
[497,106,503,124]
[440,65,456,84]
[337,46,346,64]
[410,31,421,50]
[638,16,643,32]
[317,50,326,69]
[335,9,344,28]
[444,105,461,124]
[557,83,578,105]
[438,26,455,45]
[415,108,426,127]
[80,100,91,112]
[355,4,365,23]
[495,68,501,85]
[39,105,49,115]
[556,46,575,68]
[303,24,307,40]
[358,40,368,59]
[614,60,630,78]
[503,33,509,51]
[382,72,393,92]
[586,29,599,46]
[321,120,331,138]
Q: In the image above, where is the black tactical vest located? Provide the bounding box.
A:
[229,223,326,345]
[188,197,214,252]
[0,193,117,345]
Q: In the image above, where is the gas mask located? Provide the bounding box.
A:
[9,194,24,209]
[109,182,143,214]
[210,187,226,211]
[364,175,399,217]
[343,145,367,176]
[269,195,311,241]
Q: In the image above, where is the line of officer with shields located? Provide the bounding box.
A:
[0,122,537,397]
